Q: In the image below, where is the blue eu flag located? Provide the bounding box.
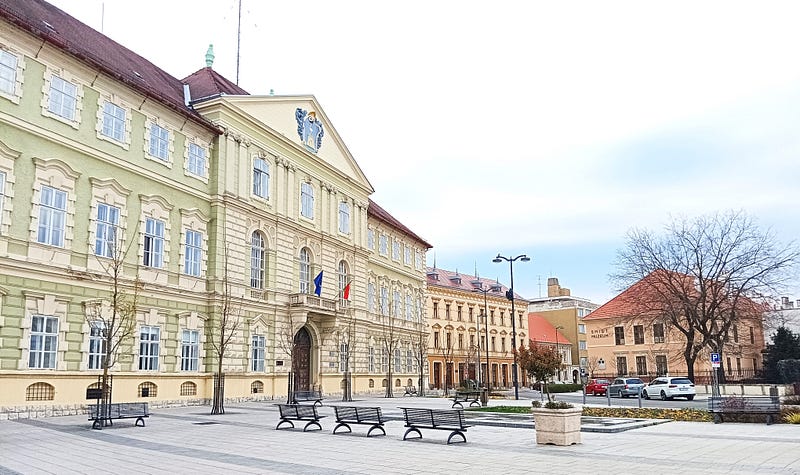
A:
[313,271,323,296]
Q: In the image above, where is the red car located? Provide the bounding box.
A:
[585,378,610,396]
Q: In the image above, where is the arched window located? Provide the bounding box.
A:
[369,378,375,388]
[250,231,266,289]
[407,378,413,387]
[395,378,402,387]
[26,382,55,401]
[299,248,311,293]
[338,260,349,305]
[180,381,197,396]
[138,381,157,398]
[251,380,264,394]
[382,378,388,388]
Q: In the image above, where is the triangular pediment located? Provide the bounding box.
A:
[211,95,374,194]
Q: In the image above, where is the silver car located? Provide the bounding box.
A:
[607,377,645,398]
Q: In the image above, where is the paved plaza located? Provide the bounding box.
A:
[1,394,799,474]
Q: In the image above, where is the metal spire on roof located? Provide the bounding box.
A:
[205,44,215,68]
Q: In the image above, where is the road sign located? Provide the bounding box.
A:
[711,352,721,368]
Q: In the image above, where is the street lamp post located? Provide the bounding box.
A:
[473,283,494,392]
[492,253,530,400]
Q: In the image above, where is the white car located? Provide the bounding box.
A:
[642,377,696,401]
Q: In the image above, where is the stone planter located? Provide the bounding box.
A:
[531,406,582,445]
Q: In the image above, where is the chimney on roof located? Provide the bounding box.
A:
[547,277,571,297]
[205,44,215,68]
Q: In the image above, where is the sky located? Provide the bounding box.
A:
[48,0,800,305]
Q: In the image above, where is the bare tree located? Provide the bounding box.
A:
[380,310,400,397]
[208,244,242,415]
[411,320,428,396]
[584,356,601,378]
[434,331,456,395]
[85,221,142,426]
[613,211,799,381]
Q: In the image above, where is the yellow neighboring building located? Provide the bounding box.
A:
[527,277,599,382]
[425,268,529,390]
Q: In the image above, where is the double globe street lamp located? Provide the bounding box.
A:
[492,253,530,400]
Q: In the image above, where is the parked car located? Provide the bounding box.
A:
[608,377,645,397]
[585,378,610,396]
[642,377,696,401]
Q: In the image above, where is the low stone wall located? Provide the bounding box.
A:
[697,384,794,396]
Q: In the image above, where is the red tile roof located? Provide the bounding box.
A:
[582,271,678,321]
[425,267,527,301]
[527,313,571,345]
[183,67,249,100]
[0,0,218,134]
[368,199,432,249]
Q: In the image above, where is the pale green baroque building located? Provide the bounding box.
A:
[0,0,430,415]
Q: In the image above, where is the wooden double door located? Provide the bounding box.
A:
[292,327,311,391]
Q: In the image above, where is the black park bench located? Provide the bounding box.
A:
[451,390,481,409]
[708,396,782,425]
[88,402,149,430]
[332,406,386,437]
[275,404,325,431]
[400,407,471,444]
[403,385,418,397]
[291,390,324,406]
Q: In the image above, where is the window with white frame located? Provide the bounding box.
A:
[299,248,311,293]
[393,290,401,317]
[578,340,587,350]
[48,75,77,121]
[392,239,400,261]
[250,231,266,289]
[367,282,376,313]
[367,229,375,250]
[380,285,389,316]
[339,342,348,371]
[338,201,350,234]
[184,229,202,277]
[382,348,388,372]
[252,335,265,371]
[368,346,375,372]
[253,157,269,198]
[406,349,413,372]
[101,101,126,142]
[405,294,413,320]
[138,326,160,370]
[300,182,314,219]
[37,186,67,247]
[379,234,388,256]
[148,123,169,161]
[415,250,422,270]
[29,315,58,369]
[578,324,586,334]
[187,143,206,177]
[143,218,165,268]
[404,245,411,265]
[0,50,17,96]
[338,261,348,304]
[94,203,119,258]
[181,329,199,371]
[88,321,107,370]
[394,348,401,372]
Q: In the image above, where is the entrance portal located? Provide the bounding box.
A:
[292,327,312,391]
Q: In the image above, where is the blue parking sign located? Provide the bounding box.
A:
[710,353,720,363]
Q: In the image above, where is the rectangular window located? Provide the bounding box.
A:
[406,349,413,372]
[367,282,376,313]
[188,143,206,177]
[633,325,644,345]
[0,50,17,95]
[88,322,107,370]
[445,304,451,320]
[732,325,739,343]
[578,324,586,334]
[457,305,463,321]
[433,302,438,319]
[393,290,402,317]
[578,340,587,350]
[392,240,400,260]
[101,101,126,142]
[501,337,506,352]
[143,218,165,268]
[405,294,413,320]
[338,202,350,234]
[433,331,440,349]
[368,347,375,372]
[300,182,314,219]
[616,356,628,376]
[653,323,665,343]
[339,343,348,372]
[48,75,77,120]
[251,335,266,372]
[458,333,463,349]
[404,245,411,265]
[149,123,169,160]
[468,307,474,322]
[736,357,742,375]
[655,355,668,375]
[367,229,375,250]
[415,250,422,270]
[380,286,389,316]
[491,336,496,352]
[394,349,401,372]
[184,229,202,277]
[636,355,647,375]
[138,326,160,370]
[614,326,625,345]
[37,186,67,247]
[382,349,389,373]
[181,330,199,371]
[379,235,388,256]
[95,203,119,258]
[750,326,755,344]
[252,157,269,198]
[29,315,58,369]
